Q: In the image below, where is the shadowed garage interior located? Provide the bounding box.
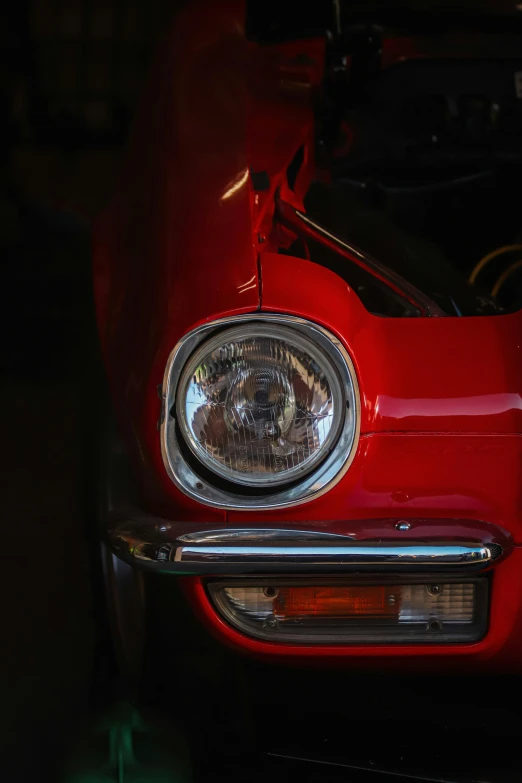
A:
[1,2,177,779]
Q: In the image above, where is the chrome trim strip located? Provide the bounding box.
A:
[160,314,361,510]
[177,529,355,544]
[174,543,495,567]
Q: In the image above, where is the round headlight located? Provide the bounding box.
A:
[176,324,345,487]
[162,315,359,509]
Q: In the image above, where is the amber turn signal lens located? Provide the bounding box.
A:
[208,580,487,644]
[273,586,399,618]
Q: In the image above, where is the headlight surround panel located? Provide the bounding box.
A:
[161,315,360,510]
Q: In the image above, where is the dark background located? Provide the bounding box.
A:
[1,2,181,779]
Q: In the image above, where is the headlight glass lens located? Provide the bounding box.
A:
[176,324,345,487]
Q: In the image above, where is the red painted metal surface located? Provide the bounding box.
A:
[93,2,522,666]
[228,433,522,539]
[260,252,522,438]
[222,253,522,538]
[93,0,257,520]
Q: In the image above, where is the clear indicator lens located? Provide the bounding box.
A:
[176,325,345,486]
[210,582,486,644]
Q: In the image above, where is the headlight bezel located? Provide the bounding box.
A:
[161,314,360,510]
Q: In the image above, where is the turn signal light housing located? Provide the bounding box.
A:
[207,579,488,644]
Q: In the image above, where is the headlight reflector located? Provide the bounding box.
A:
[176,325,344,487]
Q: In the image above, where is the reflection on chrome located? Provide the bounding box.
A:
[177,529,354,544]
[174,543,496,566]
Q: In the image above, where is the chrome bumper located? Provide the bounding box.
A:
[108,519,501,575]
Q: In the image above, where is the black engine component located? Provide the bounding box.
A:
[319,53,522,314]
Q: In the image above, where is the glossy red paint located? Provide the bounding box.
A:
[229,432,522,538]
[260,252,522,438]
[223,253,522,535]
[93,0,257,520]
[179,547,522,672]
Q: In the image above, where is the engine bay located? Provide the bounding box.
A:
[316,44,522,315]
[251,2,522,317]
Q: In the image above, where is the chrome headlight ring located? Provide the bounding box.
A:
[160,314,360,510]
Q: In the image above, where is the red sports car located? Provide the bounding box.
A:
[92,1,522,776]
